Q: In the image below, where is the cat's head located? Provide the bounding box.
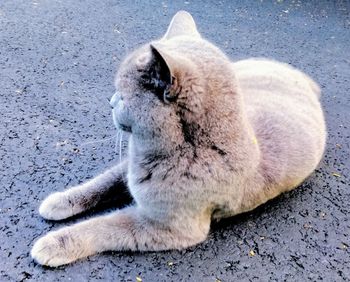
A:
[111,11,235,150]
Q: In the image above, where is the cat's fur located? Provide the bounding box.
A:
[31,11,326,267]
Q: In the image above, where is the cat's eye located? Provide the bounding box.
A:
[163,90,171,104]
[163,82,178,104]
[163,89,176,104]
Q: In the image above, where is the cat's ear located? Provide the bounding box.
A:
[148,44,178,103]
[162,11,200,40]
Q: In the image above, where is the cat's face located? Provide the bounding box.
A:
[111,44,181,138]
[110,11,230,148]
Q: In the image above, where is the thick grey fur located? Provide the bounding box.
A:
[31,11,326,267]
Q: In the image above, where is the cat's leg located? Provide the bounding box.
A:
[31,206,210,267]
[39,160,130,221]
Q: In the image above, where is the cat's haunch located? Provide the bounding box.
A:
[31,10,326,267]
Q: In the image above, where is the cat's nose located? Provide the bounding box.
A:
[109,92,119,109]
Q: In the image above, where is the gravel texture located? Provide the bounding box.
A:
[1,0,349,281]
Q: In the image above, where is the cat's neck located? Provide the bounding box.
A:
[130,69,260,172]
[200,72,260,169]
[186,66,256,148]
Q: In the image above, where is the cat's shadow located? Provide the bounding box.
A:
[211,180,316,232]
[43,184,134,224]
[46,179,313,235]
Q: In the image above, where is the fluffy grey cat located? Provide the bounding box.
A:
[31,11,326,267]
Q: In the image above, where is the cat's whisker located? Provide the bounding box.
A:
[80,134,117,147]
[119,131,123,163]
[115,129,120,154]
[114,129,125,163]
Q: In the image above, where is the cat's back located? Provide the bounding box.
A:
[232,58,324,128]
[232,58,320,102]
[231,58,326,199]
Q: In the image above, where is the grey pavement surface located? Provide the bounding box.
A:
[1,0,350,281]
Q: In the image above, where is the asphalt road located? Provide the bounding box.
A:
[1,0,349,281]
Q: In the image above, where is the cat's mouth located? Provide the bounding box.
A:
[118,123,132,133]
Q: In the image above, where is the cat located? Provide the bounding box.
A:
[31,11,326,267]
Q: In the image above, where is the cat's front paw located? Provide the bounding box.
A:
[39,192,75,220]
[31,231,76,267]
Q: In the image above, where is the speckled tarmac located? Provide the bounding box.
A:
[1,1,349,281]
